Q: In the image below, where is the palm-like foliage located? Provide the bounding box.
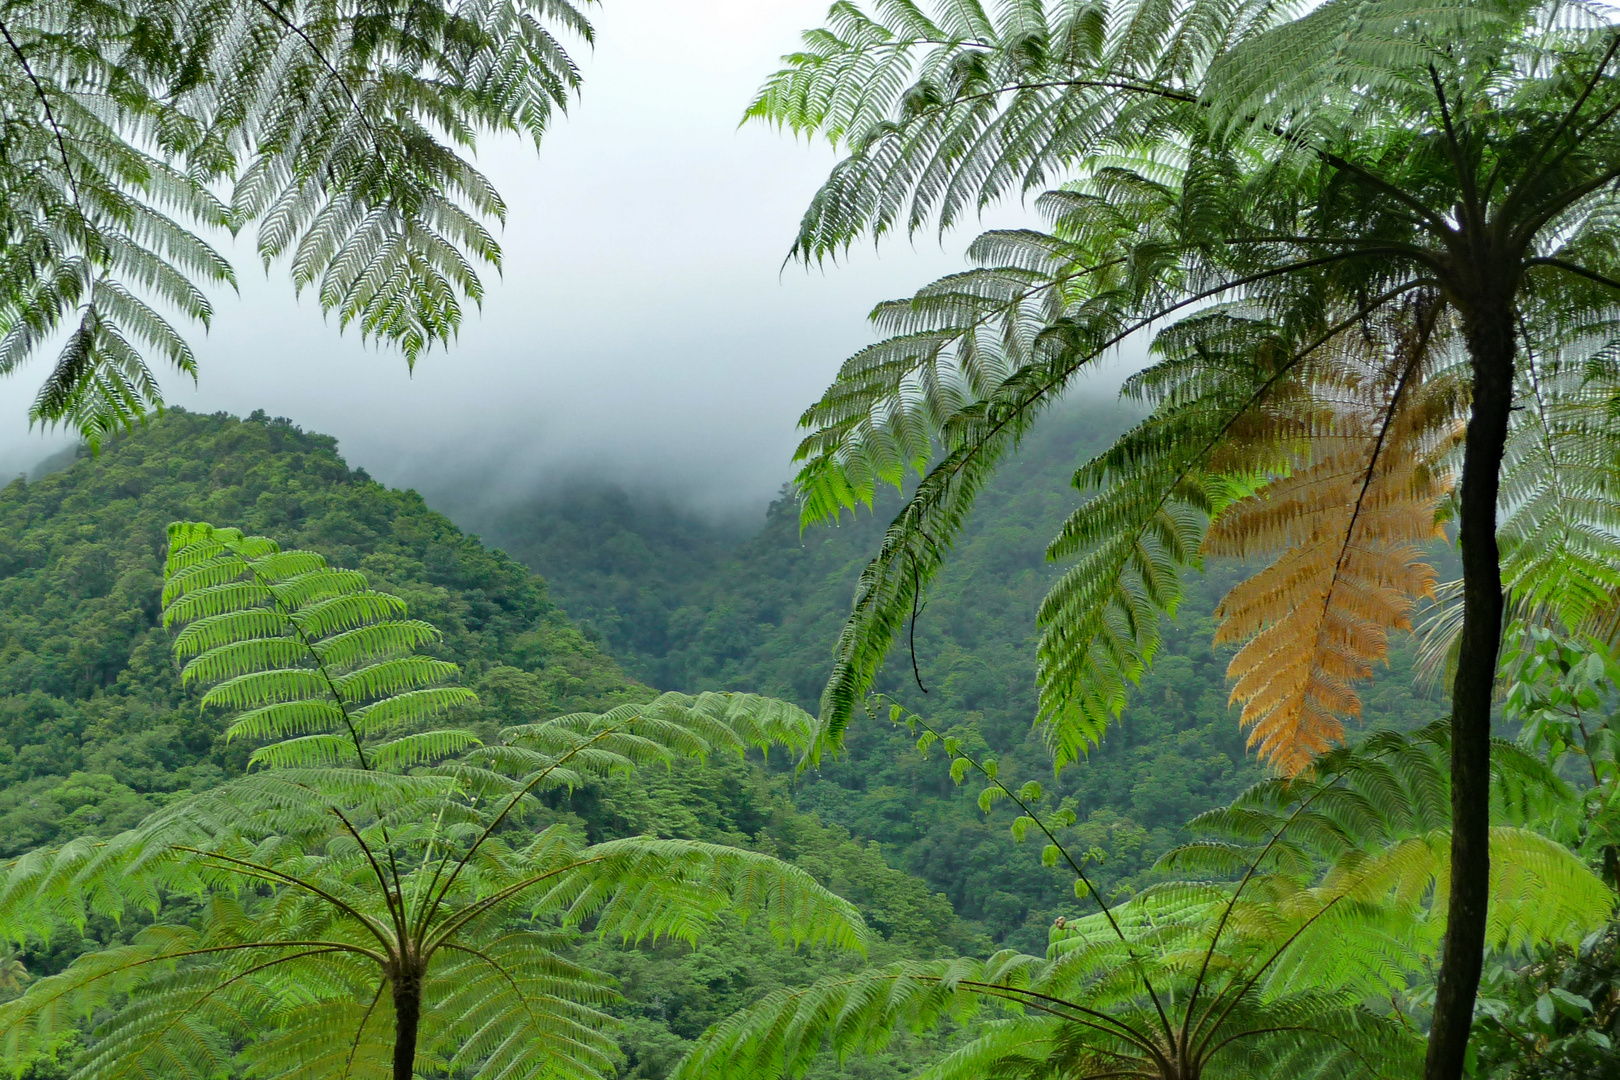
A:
[0,0,587,443]
[0,945,27,995]
[0,523,866,1080]
[759,2,1620,1069]
[673,705,1610,1080]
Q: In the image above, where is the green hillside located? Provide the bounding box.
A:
[0,410,975,1080]
[454,399,1443,951]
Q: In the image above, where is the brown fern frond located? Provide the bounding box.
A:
[1207,299,1464,774]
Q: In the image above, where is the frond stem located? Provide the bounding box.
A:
[1317,151,1455,243]
[425,853,614,953]
[1511,165,1620,251]
[341,979,387,1080]
[3,940,380,1021]
[1192,889,1351,1061]
[136,947,347,1056]
[250,0,380,148]
[0,17,89,234]
[1181,768,1359,1054]
[174,846,393,949]
[327,803,409,941]
[888,703,1177,1050]
[951,981,1168,1065]
[909,555,928,694]
[1524,257,1620,294]
[416,720,638,939]
[436,941,547,1032]
[1427,65,1477,226]
[1496,32,1620,213]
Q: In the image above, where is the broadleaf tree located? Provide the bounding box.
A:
[0,523,867,1080]
[0,0,589,444]
[754,0,1620,1073]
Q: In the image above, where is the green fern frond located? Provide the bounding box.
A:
[161,521,475,767]
[1,0,593,440]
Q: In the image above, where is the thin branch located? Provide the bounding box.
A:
[175,846,393,949]
[1525,256,1620,294]
[425,853,614,951]
[341,979,387,1080]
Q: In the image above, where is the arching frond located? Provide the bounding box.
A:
[0,0,591,441]
[763,0,1620,1074]
[162,521,478,770]
[1206,298,1464,772]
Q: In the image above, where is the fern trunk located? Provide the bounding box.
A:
[394,971,422,1080]
[1425,297,1515,1080]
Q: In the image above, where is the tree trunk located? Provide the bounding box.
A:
[1423,302,1515,1080]
[393,972,422,1080]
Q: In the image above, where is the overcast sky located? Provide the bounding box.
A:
[0,0,1133,515]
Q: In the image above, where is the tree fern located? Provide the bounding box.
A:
[761,5,1620,1066]
[0,522,865,1080]
[0,0,590,443]
[676,704,1609,1080]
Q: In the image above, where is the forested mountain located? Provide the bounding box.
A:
[447,399,1444,951]
[0,410,974,1080]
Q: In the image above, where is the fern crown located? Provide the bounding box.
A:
[0,522,866,1080]
[757,0,1620,773]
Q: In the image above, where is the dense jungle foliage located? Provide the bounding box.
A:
[451,399,1442,951]
[6,0,1620,1075]
[4,406,1605,1080]
[0,410,976,1080]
